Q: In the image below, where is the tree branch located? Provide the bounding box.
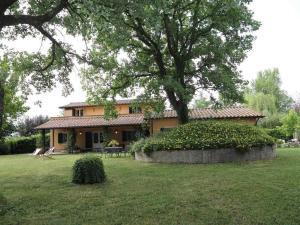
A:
[0,0,18,15]
[0,0,69,30]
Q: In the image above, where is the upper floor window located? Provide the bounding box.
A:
[129,106,142,114]
[72,108,84,117]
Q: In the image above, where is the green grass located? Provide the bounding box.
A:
[1,149,300,225]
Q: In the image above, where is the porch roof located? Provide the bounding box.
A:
[35,114,144,129]
[36,107,263,130]
[152,106,264,119]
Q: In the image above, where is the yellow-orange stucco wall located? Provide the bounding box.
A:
[64,109,73,117]
[151,117,258,135]
[151,118,179,135]
[63,104,141,117]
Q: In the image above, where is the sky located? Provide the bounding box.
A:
[5,0,300,117]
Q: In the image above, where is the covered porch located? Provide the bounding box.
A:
[50,125,145,153]
[36,114,147,153]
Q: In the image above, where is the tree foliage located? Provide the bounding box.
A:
[281,109,300,138]
[245,68,293,128]
[77,0,259,123]
[245,69,293,114]
[0,56,28,139]
[0,0,91,139]
[1,0,259,128]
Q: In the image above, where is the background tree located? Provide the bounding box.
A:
[17,115,49,137]
[194,99,212,109]
[281,109,300,138]
[78,0,259,124]
[245,68,293,113]
[245,68,293,128]
[0,56,28,139]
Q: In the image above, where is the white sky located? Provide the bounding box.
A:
[5,0,300,117]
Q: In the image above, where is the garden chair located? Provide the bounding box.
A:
[32,148,43,156]
[39,147,55,159]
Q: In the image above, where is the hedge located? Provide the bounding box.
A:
[130,121,275,154]
[265,127,289,141]
[0,133,50,155]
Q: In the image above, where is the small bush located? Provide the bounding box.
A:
[72,156,106,184]
[131,120,275,154]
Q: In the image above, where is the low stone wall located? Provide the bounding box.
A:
[135,145,276,164]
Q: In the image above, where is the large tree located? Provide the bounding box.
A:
[79,0,259,124]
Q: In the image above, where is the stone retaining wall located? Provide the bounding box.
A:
[135,146,276,164]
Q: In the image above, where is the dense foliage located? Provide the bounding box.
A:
[131,121,275,154]
[0,134,50,155]
[72,156,106,184]
[0,57,28,140]
[265,128,289,141]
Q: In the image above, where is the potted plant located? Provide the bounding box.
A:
[107,139,119,147]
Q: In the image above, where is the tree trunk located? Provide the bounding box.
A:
[164,88,189,124]
[0,83,4,140]
[174,101,189,124]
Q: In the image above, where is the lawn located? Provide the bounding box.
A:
[1,149,300,225]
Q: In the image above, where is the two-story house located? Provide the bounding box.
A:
[36,99,263,153]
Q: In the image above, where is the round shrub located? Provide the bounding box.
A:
[131,120,275,154]
[72,156,106,184]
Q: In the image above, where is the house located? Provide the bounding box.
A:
[36,99,263,152]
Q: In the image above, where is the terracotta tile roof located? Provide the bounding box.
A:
[36,107,263,129]
[60,99,136,108]
[36,114,144,129]
[152,107,263,119]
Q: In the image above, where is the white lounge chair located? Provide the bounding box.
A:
[40,147,55,159]
[32,148,43,156]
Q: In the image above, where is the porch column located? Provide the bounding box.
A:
[67,128,76,153]
[41,129,46,152]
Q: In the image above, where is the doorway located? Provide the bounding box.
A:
[93,131,104,150]
[85,132,93,150]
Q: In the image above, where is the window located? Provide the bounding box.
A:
[129,106,142,114]
[122,131,137,142]
[58,133,67,144]
[99,132,104,143]
[160,128,174,133]
[93,133,99,143]
[73,108,84,117]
